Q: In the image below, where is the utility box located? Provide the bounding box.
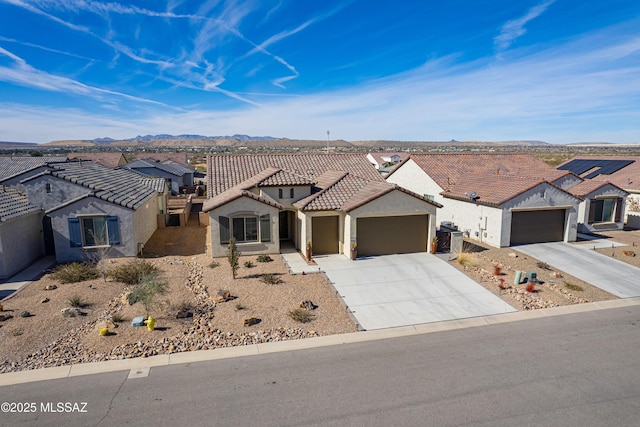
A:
[450,231,463,255]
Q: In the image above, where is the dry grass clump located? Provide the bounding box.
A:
[108,259,157,285]
[564,281,584,292]
[456,252,475,267]
[288,308,315,323]
[50,262,99,284]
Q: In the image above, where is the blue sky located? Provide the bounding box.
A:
[0,0,639,144]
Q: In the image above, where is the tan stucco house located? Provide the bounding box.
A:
[204,154,441,259]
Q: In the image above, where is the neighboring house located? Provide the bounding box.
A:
[387,154,584,247]
[204,154,441,259]
[366,152,408,176]
[20,161,168,262]
[0,156,68,191]
[0,187,43,279]
[558,156,638,226]
[133,152,188,165]
[120,159,195,194]
[67,152,128,168]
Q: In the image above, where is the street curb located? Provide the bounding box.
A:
[2,296,639,387]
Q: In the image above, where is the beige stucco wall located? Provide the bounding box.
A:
[208,197,279,257]
[346,190,439,259]
[260,186,312,209]
[577,185,627,233]
[132,195,161,255]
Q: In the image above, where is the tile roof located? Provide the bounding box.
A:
[294,172,440,212]
[0,156,67,181]
[41,161,163,210]
[204,189,284,212]
[557,155,640,192]
[257,169,315,187]
[134,152,188,165]
[67,153,126,168]
[207,154,382,196]
[122,159,195,177]
[565,180,627,198]
[442,175,546,206]
[0,187,40,222]
[403,153,566,191]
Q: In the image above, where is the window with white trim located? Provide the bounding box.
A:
[219,214,270,244]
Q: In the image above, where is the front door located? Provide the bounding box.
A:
[279,211,289,240]
[43,215,55,255]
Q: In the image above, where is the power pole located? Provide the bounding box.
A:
[326,130,330,154]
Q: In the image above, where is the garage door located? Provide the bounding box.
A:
[357,215,428,256]
[510,209,565,245]
[312,216,339,254]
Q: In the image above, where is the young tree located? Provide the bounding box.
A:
[130,273,169,318]
[228,237,240,279]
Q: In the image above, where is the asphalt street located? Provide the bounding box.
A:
[2,305,640,426]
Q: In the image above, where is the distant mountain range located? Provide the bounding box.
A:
[92,134,278,143]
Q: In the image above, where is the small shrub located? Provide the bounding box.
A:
[235,303,246,311]
[288,308,314,323]
[108,259,157,285]
[20,311,32,318]
[261,273,281,285]
[244,261,255,268]
[208,261,220,269]
[564,282,584,292]
[67,295,87,308]
[129,274,169,317]
[228,238,240,279]
[456,252,475,267]
[177,301,193,312]
[525,283,536,293]
[12,330,23,337]
[111,314,124,323]
[257,255,273,263]
[51,262,99,284]
[536,261,551,270]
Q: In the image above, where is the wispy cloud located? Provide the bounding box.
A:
[494,0,555,51]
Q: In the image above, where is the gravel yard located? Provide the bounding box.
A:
[2,225,635,374]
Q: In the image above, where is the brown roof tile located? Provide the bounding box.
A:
[207,154,382,196]
[566,180,627,198]
[68,153,126,168]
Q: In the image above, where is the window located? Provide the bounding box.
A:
[290,188,294,198]
[278,189,283,198]
[68,216,120,247]
[219,214,270,244]
[424,194,435,201]
[233,216,258,242]
[589,198,623,224]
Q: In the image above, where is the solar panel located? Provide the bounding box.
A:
[559,159,634,179]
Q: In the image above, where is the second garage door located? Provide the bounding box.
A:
[510,209,566,245]
[357,215,428,256]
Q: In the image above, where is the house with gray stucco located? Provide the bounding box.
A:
[120,158,195,194]
[19,161,168,262]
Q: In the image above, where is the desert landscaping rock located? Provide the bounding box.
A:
[300,300,317,310]
[61,308,84,318]
[44,284,57,291]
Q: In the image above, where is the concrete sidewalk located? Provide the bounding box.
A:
[0,256,56,300]
[2,297,638,387]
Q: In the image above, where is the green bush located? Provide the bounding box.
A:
[244,261,255,268]
[129,274,169,317]
[51,262,99,284]
[261,274,281,285]
[288,308,314,323]
[208,261,220,269]
[256,255,273,263]
[108,259,157,285]
[67,295,87,308]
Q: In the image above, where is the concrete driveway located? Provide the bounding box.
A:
[516,242,640,298]
[313,253,515,330]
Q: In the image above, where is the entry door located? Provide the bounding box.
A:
[43,216,55,255]
[279,211,289,240]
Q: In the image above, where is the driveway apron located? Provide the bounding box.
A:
[314,253,515,330]
[516,242,640,298]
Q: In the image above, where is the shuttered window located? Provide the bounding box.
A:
[260,214,271,242]
[69,216,120,247]
[68,218,82,247]
[219,216,230,244]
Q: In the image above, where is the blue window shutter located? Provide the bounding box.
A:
[68,218,82,247]
[106,216,120,245]
[219,216,229,244]
[260,214,271,242]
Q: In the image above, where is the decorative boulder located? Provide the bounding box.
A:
[132,316,145,327]
[244,317,261,327]
[214,290,233,303]
[299,300,317,310]
[44,284,58,291]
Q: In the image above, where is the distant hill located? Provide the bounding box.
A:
[0,141,38,148]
